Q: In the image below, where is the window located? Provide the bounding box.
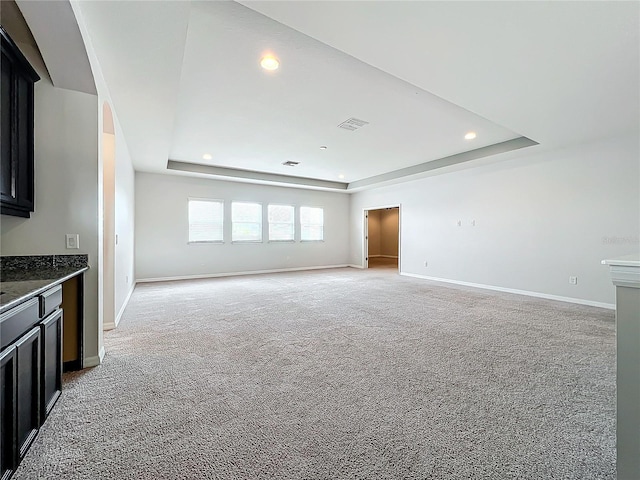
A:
[232,202,262,242]
[188,199,224,243]
[300,206,324,241]
[268,204,295,241]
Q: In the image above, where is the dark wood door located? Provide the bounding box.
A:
[40,310,62,420]
[14,327,40,459]
[0,346,17,480]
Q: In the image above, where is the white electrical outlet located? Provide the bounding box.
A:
[65,234,80,249]
[569,276,578,285]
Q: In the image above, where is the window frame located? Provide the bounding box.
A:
[300,206,324,242]
[267,204,295,242]
[187,197,225,244]
[231,201,263,243]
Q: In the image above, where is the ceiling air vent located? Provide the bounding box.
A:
[338,117,369,131]
[282,161,300,167]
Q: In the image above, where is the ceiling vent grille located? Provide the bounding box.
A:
[338,117,369,131]
[282,161,300,167]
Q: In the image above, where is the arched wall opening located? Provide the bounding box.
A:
[102,102,116,330]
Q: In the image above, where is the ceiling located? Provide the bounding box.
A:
[17,1,640,191]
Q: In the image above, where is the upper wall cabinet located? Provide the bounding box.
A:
[1,26,40,218]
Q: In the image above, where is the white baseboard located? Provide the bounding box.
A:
[400,272,615,310]
[137,264,352,283]
[84,346,106,368]
[104,283,136,331]
[348,264,364,269]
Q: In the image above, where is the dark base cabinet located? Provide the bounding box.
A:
[14,327,40,460]
[0,283,64,479]
[0,347,17,480]
[40,311,62,420]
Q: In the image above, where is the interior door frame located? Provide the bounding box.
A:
[362,204,402,270]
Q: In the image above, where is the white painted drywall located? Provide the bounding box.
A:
[0,20,101,360]
[135,173,350,280]
[72,1,137,335]
[114,122,135,322]
[350,135,639,305]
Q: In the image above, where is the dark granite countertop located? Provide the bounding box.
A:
[0,255,89,315]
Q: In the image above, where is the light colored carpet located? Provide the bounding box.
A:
[15,267,615,479]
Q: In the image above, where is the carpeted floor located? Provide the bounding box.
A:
[14,267,616,479]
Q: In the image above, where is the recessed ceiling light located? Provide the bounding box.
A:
[260,55,279,71]
[202,153,212,160]
[320,146,327,150]
[338,174,345,179]
[465,131,477,140]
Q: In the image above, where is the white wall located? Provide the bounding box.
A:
[135,172,350,280]
[71,1,137,334]
[114,124,135,321]
[350,135,639,306]
[0,20,101,361]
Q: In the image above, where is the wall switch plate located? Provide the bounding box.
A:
[569,276,578,285]
[65,234,80,249]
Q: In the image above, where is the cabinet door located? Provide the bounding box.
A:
[14,327,40,459]
[0,346,17,480]
[40,310,62,420]
[0,46,15,207]
[0,26,39,218]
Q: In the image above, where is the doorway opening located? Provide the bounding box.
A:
[102,102,116,331]
[364,206,400,271]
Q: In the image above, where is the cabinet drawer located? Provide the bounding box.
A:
[39,285,62,319]
[0,298,39,350]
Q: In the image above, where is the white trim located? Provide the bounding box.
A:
[348,264,364,269]
[608,264,640,288]
[400,272,615,310]
[84,346,106,368]
[104,282,136,330]
[137,264,352,283]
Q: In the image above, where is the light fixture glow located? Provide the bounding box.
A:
[202,153,212,160]
[260,55,279,71]
[338,174,345,179]
[320,145,327,150]
[464,131,477,140]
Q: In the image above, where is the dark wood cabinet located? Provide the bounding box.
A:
[0,26,39,218]
[40,310,62,420]
[0,283,64,479]
[0,346,17,480]
[14,328,40,460]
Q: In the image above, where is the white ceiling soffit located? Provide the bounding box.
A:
[241,1,640,151]
[16,0,96,95]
